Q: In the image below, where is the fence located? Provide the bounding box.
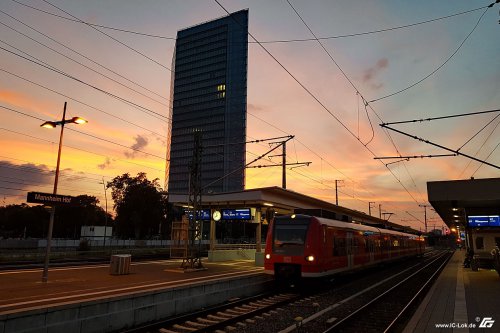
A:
[0,239,211,249]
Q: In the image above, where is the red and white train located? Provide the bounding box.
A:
[264,214,424,279]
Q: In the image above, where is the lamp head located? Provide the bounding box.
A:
[70,117,87,124]
[40,121,56,129]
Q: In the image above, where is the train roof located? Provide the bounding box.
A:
[311,215,417,238]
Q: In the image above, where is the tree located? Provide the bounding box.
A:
[54,195,111,238]
[107,173,167,239]
[0,204,49,239]
[0,196,112,239]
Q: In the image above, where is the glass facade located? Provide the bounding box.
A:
[166,10,248,194]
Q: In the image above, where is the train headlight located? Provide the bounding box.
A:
[265,254,271,259]
[305,255,314,262]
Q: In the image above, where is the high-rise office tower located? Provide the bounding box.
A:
[166,10,248,194]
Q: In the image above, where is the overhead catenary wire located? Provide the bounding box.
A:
[380,124,500,169]
[0,106,167,161]
[285,0,439,206]
[457,113,500,152]
[0,8,169,103]
[369,6,491,103]
[0,154,110,181]
[0,15,170,108]
[10,0,176,40]
[41,0,172,72]
[0,45,169,122]
[281,0,424,206]
[0,68,167,141]
[11,0,488,45]
[458,117,500,178]
[212,0,425,215]
[471,140,500,176]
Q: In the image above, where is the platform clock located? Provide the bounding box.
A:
[212,210,222,221]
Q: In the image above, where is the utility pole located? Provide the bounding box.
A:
[264,135,310,189]
[334,180,344,206]
[419,204,429,234]
[382,212,394,221]
[183,130,204,270]
[368,202,375,216]
[102,177,108,251]
[379,204,382,219]
[282,141,286,189]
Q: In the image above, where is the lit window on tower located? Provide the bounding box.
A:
[217,84,226,91]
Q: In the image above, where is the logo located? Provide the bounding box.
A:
[479,317,495,328]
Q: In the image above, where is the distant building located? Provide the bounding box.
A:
[166,10,248,194]
[430,229,443,236]
[80,226,112,240]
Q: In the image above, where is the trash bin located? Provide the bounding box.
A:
[109,254,131,275]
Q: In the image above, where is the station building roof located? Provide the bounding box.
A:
[427,177,500,229]
[168,186,415,232]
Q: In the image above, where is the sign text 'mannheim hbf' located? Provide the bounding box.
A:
[27,191,76,206]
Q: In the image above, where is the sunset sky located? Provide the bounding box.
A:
[0,0,499,231]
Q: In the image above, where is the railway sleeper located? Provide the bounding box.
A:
[235,305,256,312]
[250,301,272,306]
[208,314,229,320]
[239,304,259,310]
[159,329,181,333]
[227,308,249,315]
[196,317,219,324]
[172,324,196,332]
[217,311,236,318]
[185,321,207,328]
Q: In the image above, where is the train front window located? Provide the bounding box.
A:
[273,224,308,254]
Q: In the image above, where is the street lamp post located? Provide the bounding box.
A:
[41,102,87,283]
[102,177,108,251]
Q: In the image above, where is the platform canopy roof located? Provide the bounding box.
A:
[169,186,414,232]
[427,177,500,229]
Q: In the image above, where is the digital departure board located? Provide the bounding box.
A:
[222,208,251,220]
[468,215,500,227]
[187,209,211,221]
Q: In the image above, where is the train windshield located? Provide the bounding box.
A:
[273,221,309,255]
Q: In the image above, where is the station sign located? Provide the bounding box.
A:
[222,208,251,220]
[186,209,211,221]
[468,215,500,227]
[27,191,78,206]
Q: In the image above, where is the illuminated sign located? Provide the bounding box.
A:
[27,192,78,206]
[186,209,211,221]
[489,216,500,227]
[222,208,251,220]
[468,215,500,227]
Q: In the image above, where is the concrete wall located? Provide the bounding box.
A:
[0,239,212,249]
[208,249,256,262]
[0,273,273,333]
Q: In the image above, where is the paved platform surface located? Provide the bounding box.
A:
[404,250,500,333]
[0,258,263,315]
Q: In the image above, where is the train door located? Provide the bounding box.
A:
[368,236,375,263]
[347,232,354,268]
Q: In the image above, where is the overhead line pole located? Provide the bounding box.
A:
[419,204,430,234]
[382,108,500,125]
[381,124,500,169]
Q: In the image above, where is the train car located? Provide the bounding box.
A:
[264,214,424,279]
[468,229,500,266]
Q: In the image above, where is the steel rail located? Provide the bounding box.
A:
[322,251,452,332]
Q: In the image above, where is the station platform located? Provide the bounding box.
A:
[404,250,500,333]
[0,258,270,333]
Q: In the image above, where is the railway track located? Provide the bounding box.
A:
[127,292,301,333]
[321,250,452,333]
[276,250,452,333]
[127,250,450,333]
